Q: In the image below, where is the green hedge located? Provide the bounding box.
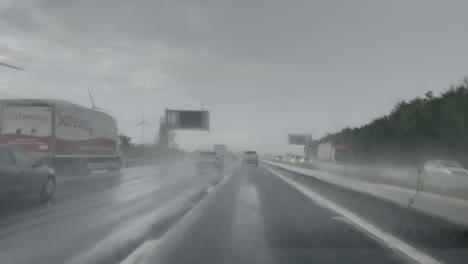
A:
[319,80,468,166]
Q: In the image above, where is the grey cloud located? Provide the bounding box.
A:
[1,0,468,152]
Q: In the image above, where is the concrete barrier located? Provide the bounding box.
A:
[287,159,468,201]
[263,160,468,227]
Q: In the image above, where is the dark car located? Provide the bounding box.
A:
[242,151,258,166]
[0,146,56,203]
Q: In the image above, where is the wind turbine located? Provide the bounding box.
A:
[0,62,24,71]
[135,112,151,144]
[88,88,111,113]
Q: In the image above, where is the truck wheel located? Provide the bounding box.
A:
[108,158,122,172]
[81,160,89,176]
[39,176,56,203]
[73,160,89,176]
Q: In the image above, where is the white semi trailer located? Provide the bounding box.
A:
[0,99,122,175]
[317,142,348,163]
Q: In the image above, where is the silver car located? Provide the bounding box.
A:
[423,160,468,176]
[195,151,223,171]
[0,146,56,203]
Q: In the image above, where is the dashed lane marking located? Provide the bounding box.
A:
[205,186,215,193]
[120,240,160,264]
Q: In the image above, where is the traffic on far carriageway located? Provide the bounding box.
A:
[0,99,123,176]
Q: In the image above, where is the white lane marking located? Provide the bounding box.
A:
[68,190,196,264]
[263,165,443,264]
[205,186,215,193]
[120,170,235,263]
[120,240,160,264]
[331,216,352,224]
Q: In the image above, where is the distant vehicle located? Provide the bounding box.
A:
[195,151,223,171]
[275,155,284,161]
[299,156,306,164]
[225,151,239,162]
[289,155,303,164]
[0,99,122,175]
[423,160,468,176]
[242,151,258,166]
[214,144,227,159]
[317,142,348,163]
[184,152,196,163]
[0,146,56,203]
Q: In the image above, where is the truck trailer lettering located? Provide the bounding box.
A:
[57,110,94,135]
[8,112,49,123]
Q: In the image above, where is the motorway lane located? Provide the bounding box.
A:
[0,162,225,264]
[268,165,468,264]
[138,165,407,264]
[134,164,468,264]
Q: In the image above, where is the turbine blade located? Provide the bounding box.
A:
[88,88,96,108]
[0,62,24,71]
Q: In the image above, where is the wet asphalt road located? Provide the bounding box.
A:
[1,162,468,264]
[137,163,468,264]
[0,163,224,264]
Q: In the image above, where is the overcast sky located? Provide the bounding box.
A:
[1,0,467,153]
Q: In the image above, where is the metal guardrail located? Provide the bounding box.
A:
[274,159,468,201]
[264,159,468,227]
